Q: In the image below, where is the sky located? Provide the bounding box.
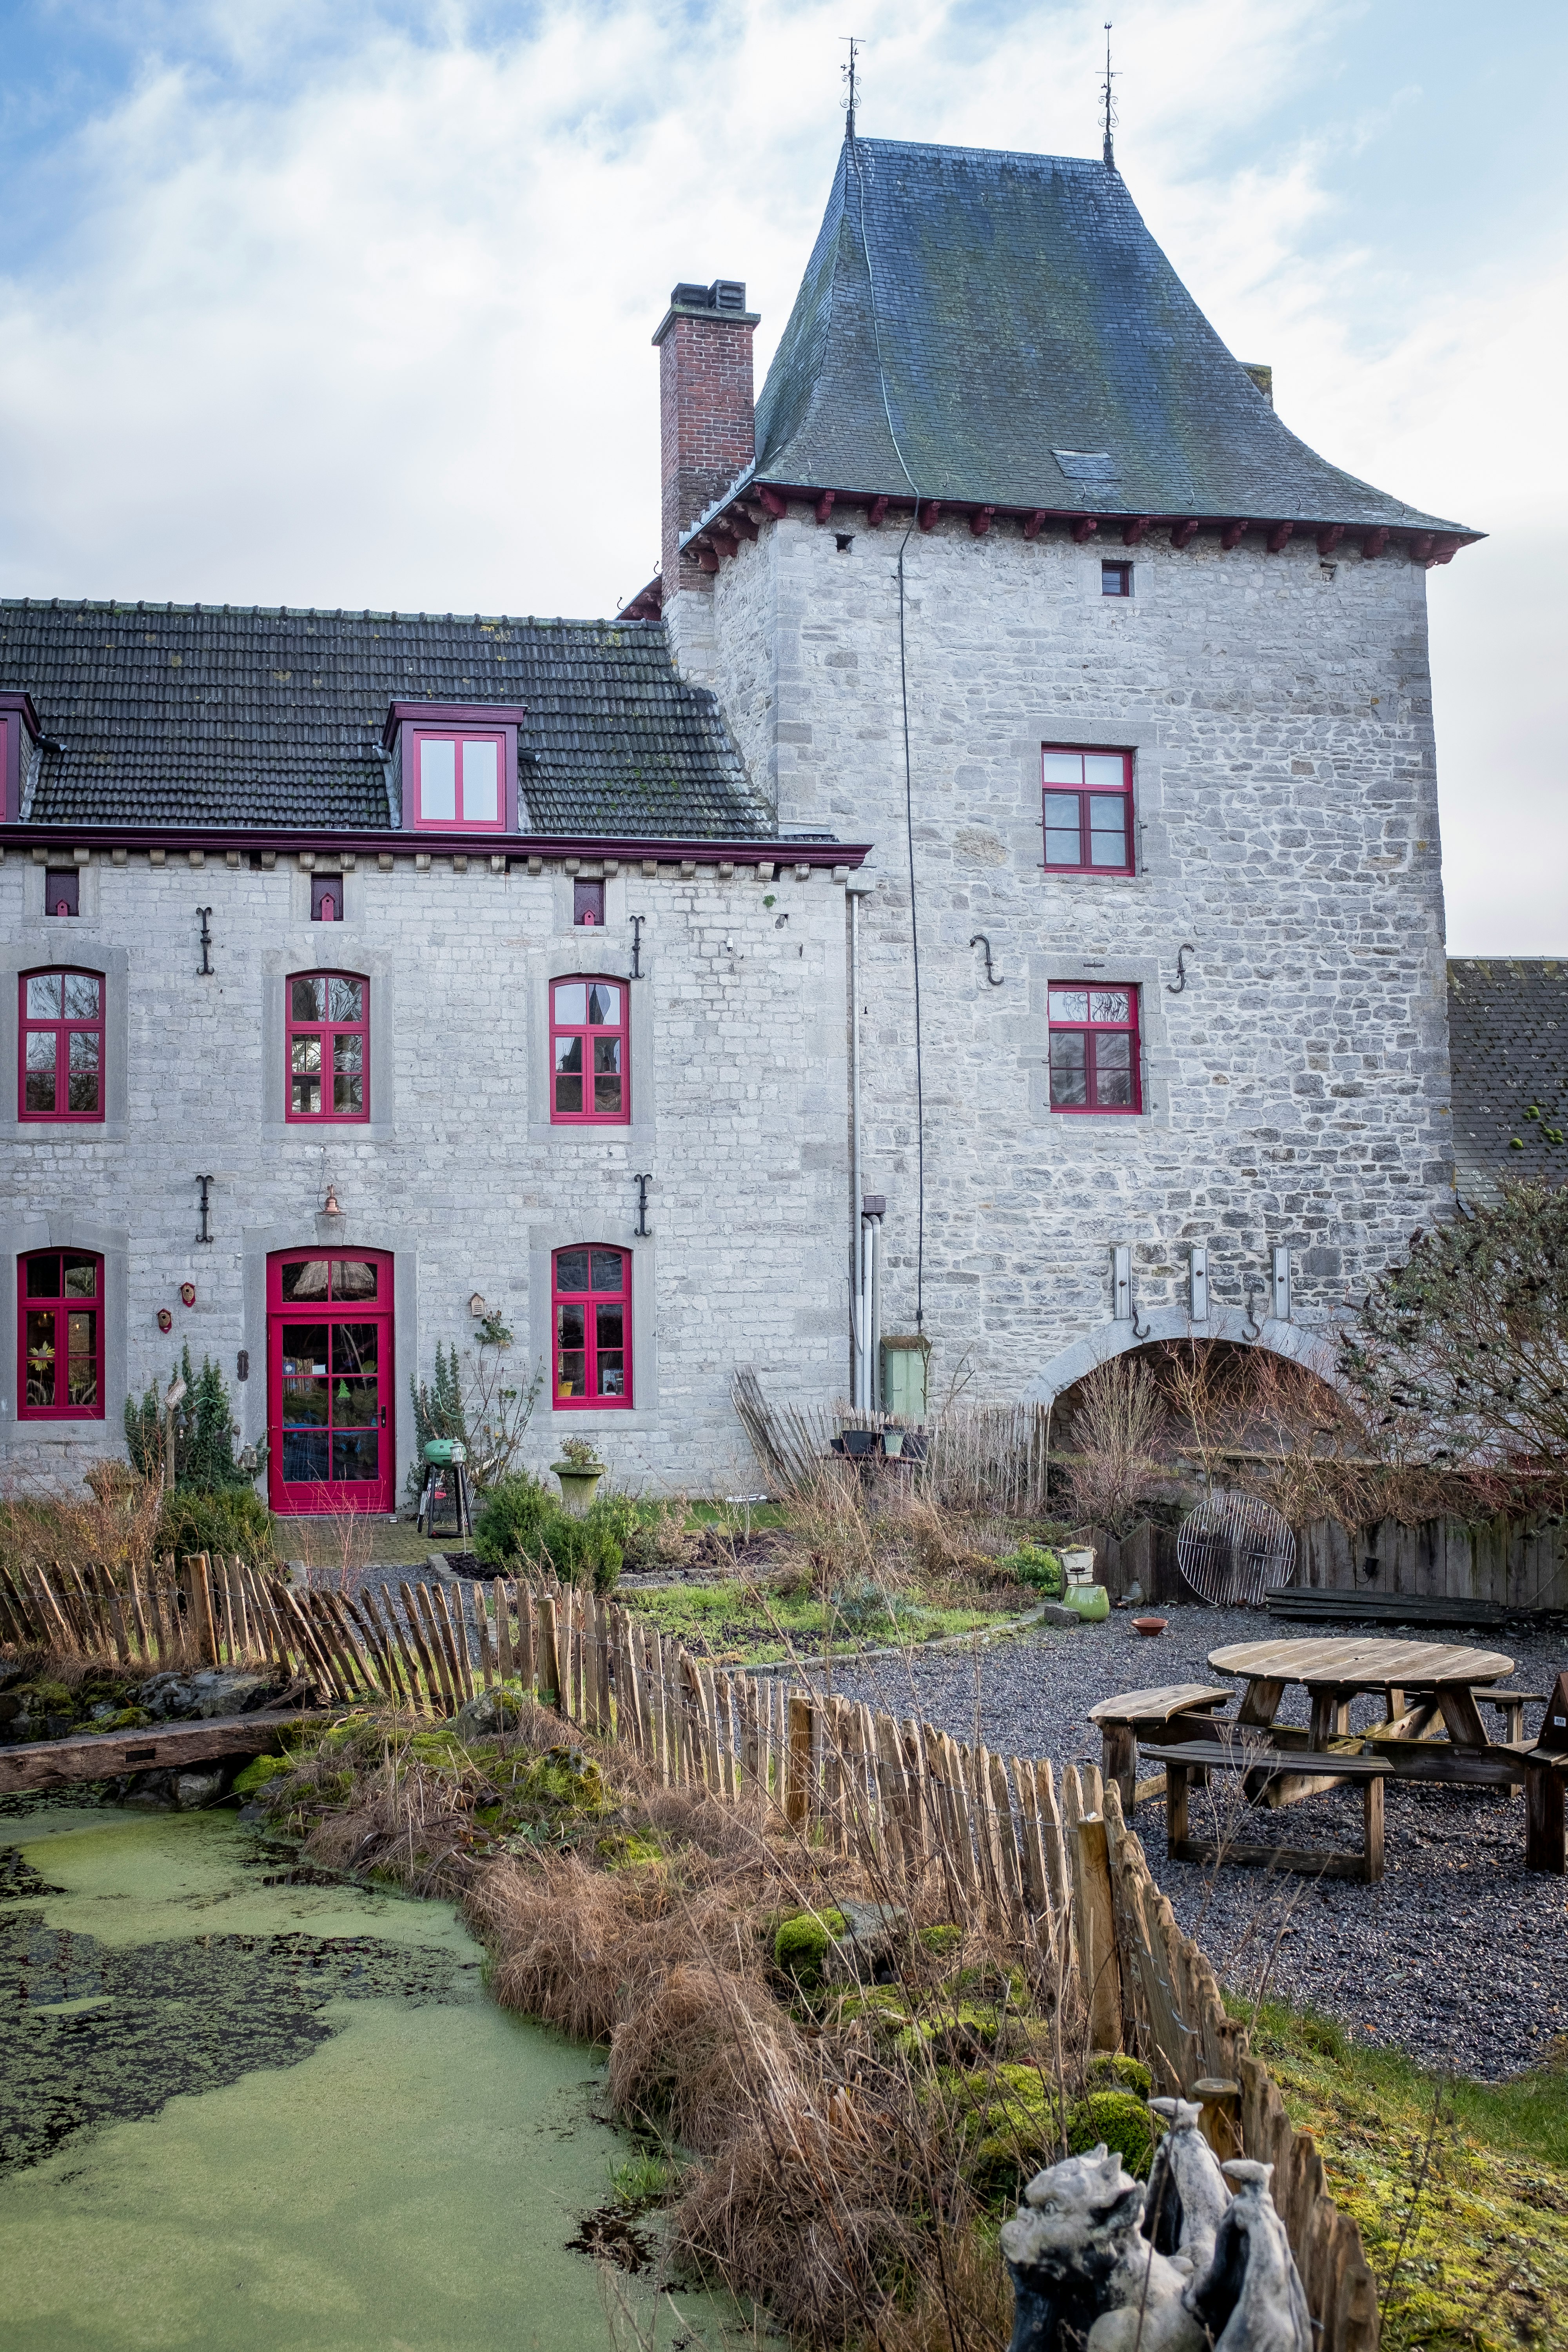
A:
[0,0,1563,952]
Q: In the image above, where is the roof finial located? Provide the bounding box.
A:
[1101,22,1118,168]
[842,34,861,140]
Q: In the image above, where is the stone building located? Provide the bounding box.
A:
[0,131,1483,1507]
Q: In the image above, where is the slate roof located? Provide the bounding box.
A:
[747,137,1474,535]
[0,602,772,838]
[1447,960,1568,1198]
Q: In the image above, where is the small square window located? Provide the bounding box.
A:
[45,869,79,917]
[573,879,605,927]
[1101,562,1132,597]
[311,873,343,922]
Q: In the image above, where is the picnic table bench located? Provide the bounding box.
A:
[1140,1736,1393,1882]
[1087,1682,1234,1815]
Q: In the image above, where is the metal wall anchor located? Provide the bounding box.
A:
[1167,942,1196,995]
[969,933,1004,986]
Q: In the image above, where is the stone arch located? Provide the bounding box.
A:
[1021,1307,1340,1410]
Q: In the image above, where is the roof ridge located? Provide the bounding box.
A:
[0,599,648,629]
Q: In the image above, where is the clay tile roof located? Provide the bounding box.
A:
[1447,959,1568,1199]
[750,136,1476,535]
[0,602,772,838]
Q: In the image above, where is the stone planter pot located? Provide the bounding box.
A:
[841,1428,878,1459]
[882,1430,906,1459]
[552,1462,604,1515]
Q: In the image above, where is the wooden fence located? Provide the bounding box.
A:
[3,1552,1378,2349]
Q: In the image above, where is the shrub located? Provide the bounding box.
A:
[156,1485,275,1567]
[1002,1543,1063,1597]
[472,1473,623,1592]
[474,1473,555,1567]
[126,1345,253,1492]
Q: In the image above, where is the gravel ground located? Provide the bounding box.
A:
[805,1604,1568,2082]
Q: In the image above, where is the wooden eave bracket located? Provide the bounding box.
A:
[725,486,1480,568]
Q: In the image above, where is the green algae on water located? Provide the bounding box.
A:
[0,1807,741,2352]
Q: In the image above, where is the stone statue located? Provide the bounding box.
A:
[1001,2116,1312,2352]
[1145,2096,1232,2276]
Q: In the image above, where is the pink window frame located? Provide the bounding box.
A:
[18,967,106,1124]
[1041,745,1135,875]
[285,969,370,1124]
[410,728,508,831]
[549,975,630,1126]
[1047,984,1143,1116]
[552,1246,633,1410]
[18,1249,106,1421]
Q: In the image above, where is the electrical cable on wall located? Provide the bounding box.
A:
[846,122,928,1331]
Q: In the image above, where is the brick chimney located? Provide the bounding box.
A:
[653,278,758,677]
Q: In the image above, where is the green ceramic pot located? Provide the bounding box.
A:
[1062,1577,1110,1623]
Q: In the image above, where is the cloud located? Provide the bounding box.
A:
[0,0,1562,946]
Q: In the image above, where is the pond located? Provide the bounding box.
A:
[0,1803,736,2352]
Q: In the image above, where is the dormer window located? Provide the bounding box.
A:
[413,730,504,829]
[384,701,528,834]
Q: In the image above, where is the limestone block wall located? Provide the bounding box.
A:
[707,510,1453,1400]
[0,852,851,1498]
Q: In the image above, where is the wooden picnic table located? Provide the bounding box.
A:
[1207,1635,1515,1751]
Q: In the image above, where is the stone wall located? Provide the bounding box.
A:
[706,510,1453,1402]
[0,851,853,1498]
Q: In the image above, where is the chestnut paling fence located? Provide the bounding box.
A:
[4,1552,1377,2351]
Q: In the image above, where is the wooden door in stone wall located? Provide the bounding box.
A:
[266,1249,394,1515]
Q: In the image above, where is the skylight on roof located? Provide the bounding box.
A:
[1053,451,1120,483]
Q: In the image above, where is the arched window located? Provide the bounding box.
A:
[552,1247,632,1408]
[550,978,628,1123]
[287,972,369,1121]
[18,1250,104,1419]
[19,969,104,1122]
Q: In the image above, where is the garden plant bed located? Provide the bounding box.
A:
[615,1576,1017,1666]
[817,1601,1568,2080]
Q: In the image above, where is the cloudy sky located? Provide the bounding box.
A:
[1,0,1563,950]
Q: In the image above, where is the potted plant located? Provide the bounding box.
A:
[552,1434,606,1515]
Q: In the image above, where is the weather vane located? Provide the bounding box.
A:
[1101,22,1118,168]
[842,36,862,138]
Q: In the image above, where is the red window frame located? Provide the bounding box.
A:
[410,729,507,831]
[553,1246,632,1409]
[19,968,105,1123]
[1048,984,1142,1115]
[18,1249,105,1420]
[286,971,369,1123]
[550,976,629,1124]
[1041,745,1134,875]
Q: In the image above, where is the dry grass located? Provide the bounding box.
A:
[258,1703,1092,2352]
[0,1460,165,1588]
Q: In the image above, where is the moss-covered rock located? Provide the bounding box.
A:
[232,1752,295,1799]
[774,1908,848,1989]
[1066,2089,1156,2179]
[917,1922,963,1958]
[1088,2051,1153,2100]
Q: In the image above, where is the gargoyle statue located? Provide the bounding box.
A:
[1002,2118,1312,2352]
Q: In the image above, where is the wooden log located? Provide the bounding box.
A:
[0,1707,332,1796]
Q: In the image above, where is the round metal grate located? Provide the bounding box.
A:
[1175,1490,1296,1607]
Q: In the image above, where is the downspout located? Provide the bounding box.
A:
[846,876,874,1406]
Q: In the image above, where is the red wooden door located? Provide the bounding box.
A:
[267,1250,394,1515]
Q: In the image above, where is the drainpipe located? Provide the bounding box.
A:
[846,877,874,1406]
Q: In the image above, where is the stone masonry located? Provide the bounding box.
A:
[702,507,1452,1399]
[0,851,851,1493]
